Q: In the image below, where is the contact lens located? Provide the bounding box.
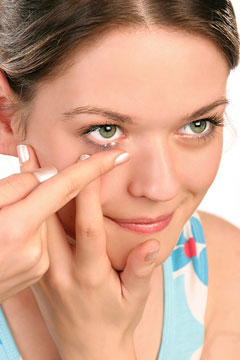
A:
[100,141,119,151]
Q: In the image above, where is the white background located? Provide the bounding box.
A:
[0,1,240,228]
[198,0,240,228]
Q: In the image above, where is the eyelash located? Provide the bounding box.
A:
[76,115,224,151]
[76,122,125,152]
[177,115,224,142]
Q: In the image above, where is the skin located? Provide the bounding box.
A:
[11,26,228,270]
[1,26,238,359]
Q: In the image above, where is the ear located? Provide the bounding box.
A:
[0,70,22,157]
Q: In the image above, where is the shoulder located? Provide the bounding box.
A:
[198,209,240,239]
[198,210,240,299]
[198,210,240,279]
[198,211,240,359]
[198,210,240,262]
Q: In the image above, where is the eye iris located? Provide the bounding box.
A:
[99,125,117,138]
[190,120,207,134]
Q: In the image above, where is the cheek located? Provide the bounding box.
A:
[177,140,223,195]
[99,166,127,205]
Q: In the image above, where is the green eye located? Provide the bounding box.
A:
[99,125,117,138]
[190,120,207,134]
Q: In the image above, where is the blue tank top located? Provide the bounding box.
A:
[0,213,208,360]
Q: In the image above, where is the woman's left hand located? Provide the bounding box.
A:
[28,154,161,360]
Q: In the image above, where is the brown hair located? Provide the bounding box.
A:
[0,0,239,139]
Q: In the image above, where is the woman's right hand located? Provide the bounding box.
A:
[0,145,129,304]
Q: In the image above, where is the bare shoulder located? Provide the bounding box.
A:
[198,211,240,359]
[199,210,240,243]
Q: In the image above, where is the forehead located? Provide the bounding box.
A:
[37,27,229,122]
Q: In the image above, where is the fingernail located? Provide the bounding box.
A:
[79,154,91,161]
[33,167,58,183]
[17,144,29,164]
[144,247,160,262]
[114,152,130,167]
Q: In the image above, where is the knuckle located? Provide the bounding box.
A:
[22,243,43,272]
[48,270,70,292]
[134,268,150,279]
[72,265,102,289]
[84,271,102,288]
[79,225,99,240]
[33,254,50,279]
[80,272,102,289]
[0,208,38,243]
[2,174,22,193]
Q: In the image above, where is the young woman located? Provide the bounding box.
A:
[0,1,240,359]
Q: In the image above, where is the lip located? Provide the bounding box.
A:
[105,213,173,234]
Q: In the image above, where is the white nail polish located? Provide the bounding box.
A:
[79,154,91,161]
[33,167,58,183]
[114,153,130,167]
[17,145,29,164]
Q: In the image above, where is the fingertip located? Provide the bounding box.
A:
[78,151,130,167]
[33,167,58,183]
[17,144,29,166]
[114,152,131,167]
[76,150,130,180]
[17,144,41,173]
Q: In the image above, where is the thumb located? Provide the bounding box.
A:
[120,239,160,302]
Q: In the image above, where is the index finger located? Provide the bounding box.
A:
[8,150,130,233]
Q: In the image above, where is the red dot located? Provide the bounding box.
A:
[184,237,197,258]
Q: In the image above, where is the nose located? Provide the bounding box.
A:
[127,140,180,202]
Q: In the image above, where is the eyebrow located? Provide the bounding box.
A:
[61,97,229,125]
[186,97,229,122]
[61,105,137,125]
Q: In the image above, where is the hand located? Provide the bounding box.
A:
[0,145,56,303]
[0,145,128,304]
[28,153,161,360]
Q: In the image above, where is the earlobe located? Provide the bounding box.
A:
[0,70,19,157]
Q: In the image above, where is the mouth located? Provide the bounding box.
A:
[105,213,173,234]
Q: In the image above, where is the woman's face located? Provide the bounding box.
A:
[17,28,229,270]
